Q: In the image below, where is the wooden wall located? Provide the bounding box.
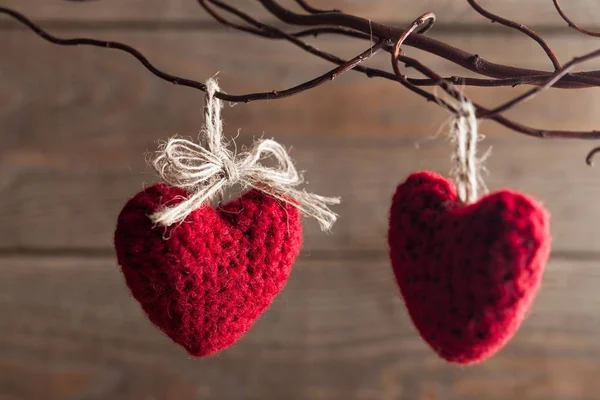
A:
[2,1,600,399]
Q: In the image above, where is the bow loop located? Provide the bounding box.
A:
[149,78,340,231]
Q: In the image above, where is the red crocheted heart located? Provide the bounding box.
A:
[388,171,551,365]
[114,183,302,357]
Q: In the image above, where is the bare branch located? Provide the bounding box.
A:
[396,55,600,140]
[293,0,340,14]
[388,13,600,143]
[410,75,600,87]
[553,0,600,38]
[484,48,600,116]
[466,0,561,70]
[4,0,600,157]
[205,1,599,89]
[586,147,600,165]
[255,0,599,87]
[0,6,383,103]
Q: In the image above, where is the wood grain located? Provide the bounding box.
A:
[3,2,600,399]
[2,141,600,254]
[1,255,599,400]
[2,0,599,29]
[2,29,600,148]
[2,31,600,253]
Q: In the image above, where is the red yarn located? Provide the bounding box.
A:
[114,183,302,357]
[388,171,551,365]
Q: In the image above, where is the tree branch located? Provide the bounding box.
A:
[484,48,600,116]
[466,0,561,70]
[4,0,600,161]
[0,6,383,103]
[388,13,600,141]
[293,0,340,14]
[255,0,600,88]
[553,0,600,38]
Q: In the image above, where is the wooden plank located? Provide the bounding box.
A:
[1,255,600,400]
[3,31,600,253]
[2,141,600,254]
[2,30,600,148]
[2,0,599,29]
[0,361,97,400]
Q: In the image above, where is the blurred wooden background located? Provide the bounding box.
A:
[2,1,600,399]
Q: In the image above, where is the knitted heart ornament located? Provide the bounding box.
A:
[115,185,302,357]
[114,79,339,357]
[388,171,550,364]
[388,100,551,364]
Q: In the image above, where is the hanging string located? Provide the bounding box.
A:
[451,98,479,203]
[150,79,340,231]
[436,91,490,204]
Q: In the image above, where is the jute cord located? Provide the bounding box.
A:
[149,79,340,231]
[435,89,490,204]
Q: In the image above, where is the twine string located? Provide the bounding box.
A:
[150,79,340,231]
[444,93,489,204]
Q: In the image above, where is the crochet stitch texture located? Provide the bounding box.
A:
[388,171,551,364]
[115,183,302,357]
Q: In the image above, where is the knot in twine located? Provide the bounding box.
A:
[439,92,490,204]
[150,79,340,231]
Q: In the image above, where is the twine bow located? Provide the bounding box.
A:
[150,79,340,231]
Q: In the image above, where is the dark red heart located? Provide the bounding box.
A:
[388,171,551,364]
[114,183,302,357]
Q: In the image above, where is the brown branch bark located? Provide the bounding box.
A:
[255,0,600,88]
[293,0,340,14]
[553,0,600,38]
[4,0,600,160]
[388,14,600,141]
[466,0,561,70]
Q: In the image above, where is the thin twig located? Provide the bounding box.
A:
[0,6,383,103]
[203,1,455,108]
[294,0,340,14]
[466,0,561,70]
[398,55,600,140]
[388,14,600,142]
[204,1,599,89]
[200,0,405,85]
[200,0,364,40]
[249,0,600,144]
[255,0,600,87]
[199,0,273,37]
[5,1,600,150]
[484,47,600,116]
[553,0,600,38]
[409,75,600,87]
[586,146,600,165]
[293,27,372,40]
[203,0,454,97]
[390,13,455,109]
[37,0,600,88]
